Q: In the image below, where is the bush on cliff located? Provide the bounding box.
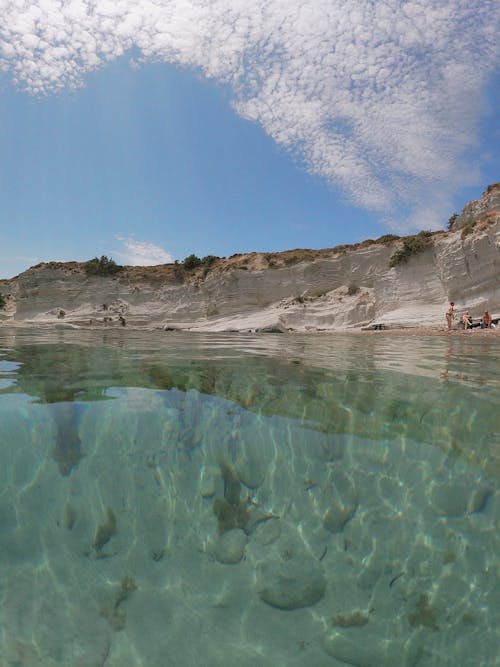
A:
[389,231,434,268]
[0,293,5,309]
[84,256,123,276]
[184,254,219,269]
[376,234,400,244]
[183,254,202,270]
[201,255,218,267]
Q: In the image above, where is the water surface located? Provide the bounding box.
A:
[0,328,498,666]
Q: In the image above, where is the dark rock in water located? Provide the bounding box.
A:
[332,610,370,628]
[322,470,358,533]
[93,507,117,552]
[323,503,357,533]
[100,575,137,631]
[467,486,493,514]
[323,632,406,666]
[214,529,247,564]
[407,593,440,632]
[51,403,83,476]
[257,552,326,610]
[254,523,326,610]
[213,461,251,534]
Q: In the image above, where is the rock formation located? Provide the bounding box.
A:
[451,182,500,231]
[1,184,499,331]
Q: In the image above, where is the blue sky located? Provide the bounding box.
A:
[0,1,499,279]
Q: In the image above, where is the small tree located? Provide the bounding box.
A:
[0,293,5,310]
[201,255,218,267]
[183,254,202,270]
[84,256,122,276]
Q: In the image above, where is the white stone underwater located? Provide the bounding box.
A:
[0,328,498,666]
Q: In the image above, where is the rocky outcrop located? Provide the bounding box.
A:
[1,186,499,331]
[452,183,500,231]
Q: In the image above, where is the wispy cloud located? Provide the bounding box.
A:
[1,1,498,230]
[113,236,173,266]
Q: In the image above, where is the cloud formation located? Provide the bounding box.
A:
[114,236,173,265]
[1,1,498,230]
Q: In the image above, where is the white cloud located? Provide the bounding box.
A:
[113,236,173,265]
[0,0,498,231]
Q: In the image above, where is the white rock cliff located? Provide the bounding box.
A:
[1,185,499,331]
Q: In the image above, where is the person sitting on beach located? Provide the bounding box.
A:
[462,311,472,329]
[481,310,492,329]
[446,302,455,330]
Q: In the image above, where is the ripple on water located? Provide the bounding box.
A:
[0,328,498,666]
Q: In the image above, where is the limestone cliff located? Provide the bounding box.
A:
[1,185,499,331]
[451,183,500,231]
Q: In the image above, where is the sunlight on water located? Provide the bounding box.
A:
[0,328,498,666]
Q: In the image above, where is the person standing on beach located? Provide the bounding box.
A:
[446,302,455,330]
[481,310,492,329]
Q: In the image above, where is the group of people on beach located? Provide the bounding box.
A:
[446,302,495,330]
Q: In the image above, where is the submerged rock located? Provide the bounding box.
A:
[234,448,267,489]
[323,631,411,667]
[323,503,357,533]
[257,554,326,610]
[467,486,493,514]
[429,481,467,516]
[51,403,83,476]
[322,470,358,533]
[199,467,217,498]
[214,529,247,564]
[212,462,252,534]
[253,523,326,610]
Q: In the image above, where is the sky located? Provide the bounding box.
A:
[0,0,499,279]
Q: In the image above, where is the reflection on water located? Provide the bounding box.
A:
[0,327,498,666]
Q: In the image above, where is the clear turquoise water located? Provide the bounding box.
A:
[0,328,498,667]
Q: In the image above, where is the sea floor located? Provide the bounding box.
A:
[0,329,498,667]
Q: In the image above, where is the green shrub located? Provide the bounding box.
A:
[201,255,218,267]
[376,234,400,244]
[389,231,433,268]
[0,293,5,309]
[183,254,202,270]
[84,256,122,276]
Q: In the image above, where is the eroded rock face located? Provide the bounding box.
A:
[452,183,500,231]
[2,186,499,331]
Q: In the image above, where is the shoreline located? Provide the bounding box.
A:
[1,319,500,338]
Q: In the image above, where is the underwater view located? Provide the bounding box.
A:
[0,327,498,667]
